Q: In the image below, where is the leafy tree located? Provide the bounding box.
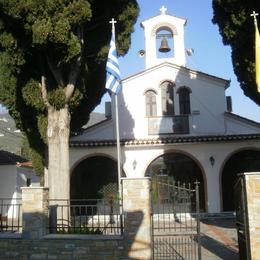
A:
[212,0,260,105]
[0,0,139,199]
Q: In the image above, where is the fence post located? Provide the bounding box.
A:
[122,177,152,260]
[195,181,202,260]
[21,187,49,239]
[240,172,260,260]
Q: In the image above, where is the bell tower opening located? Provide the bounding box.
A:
[156,27,174,59]
[141,6,187,69]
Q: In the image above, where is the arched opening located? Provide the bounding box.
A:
[145,152,206,211]
[178,87,191,115]
[70,156,125,200]
[145,89,157,117]
[161,81,175,116]
[222,149,260,211]
[156,26,174,59]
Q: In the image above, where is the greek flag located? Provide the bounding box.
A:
[105,31,122,94]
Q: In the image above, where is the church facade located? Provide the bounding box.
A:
[69,7,260,213]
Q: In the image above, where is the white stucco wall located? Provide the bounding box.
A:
[70,139,260,213]
[119,64,228,139]
[0,165,18,217]
[16,167,40,197]
[224,114,260,134]
[141,13,186,68]
[0,165,16,199]
[71,120,115,141]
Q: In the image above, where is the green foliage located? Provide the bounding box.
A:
[47,86,66,110]
[57,226,102,235]
[22,79,45,111]
[212,0,260,105]
[0,0,139,176]
[22,143,45,177]
[37,115,48,143]
[30,147,45,176]
[21,136,31,160]
[98,182,118,200]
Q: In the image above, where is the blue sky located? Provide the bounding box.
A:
[96,0,260,122]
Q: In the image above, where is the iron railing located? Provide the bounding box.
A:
[151,178,201,260]
[0,198,22,233]
[48,199,123,235]
[152,181,198,233]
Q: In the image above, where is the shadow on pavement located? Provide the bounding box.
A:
[201,218,236,229]
[201,234,239,260]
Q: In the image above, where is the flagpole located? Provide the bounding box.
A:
[114,94,122,197]
[251,11,260,93]
[109,18,122,199]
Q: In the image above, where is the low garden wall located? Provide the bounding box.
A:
[0,235,125,259]
[0,178,152,260]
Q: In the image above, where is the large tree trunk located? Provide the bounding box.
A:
[47,106,70,201]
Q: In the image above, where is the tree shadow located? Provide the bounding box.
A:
[200,234,238,260]
[201,217,237,229]
[124,210,151,259]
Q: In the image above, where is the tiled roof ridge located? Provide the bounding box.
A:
[225,112,260,126]
[0,150,28,165]
[70,133,260,147]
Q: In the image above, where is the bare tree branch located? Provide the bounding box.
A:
[64,26,84,103]
[46,56,65,86]
[40,75,51,109]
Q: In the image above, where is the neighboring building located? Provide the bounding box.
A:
[69,7,260,213]
[0,113,23,154]
[0,150,40,217]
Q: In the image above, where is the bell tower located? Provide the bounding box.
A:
[141,6,187,69]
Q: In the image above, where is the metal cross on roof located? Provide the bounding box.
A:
[109,18,117,33]
[251,11,259,26]
[160,6,167,15]
[109,18,117,26]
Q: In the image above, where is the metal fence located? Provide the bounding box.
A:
[0,198,22,233]
[48,199,123,235]
[151,177,201,259]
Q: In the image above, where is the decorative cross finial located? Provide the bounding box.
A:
[251,11,259,26]
[160,6,167,15]
[109,18,117,33]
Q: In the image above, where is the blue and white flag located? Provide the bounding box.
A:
[105,31,122,94]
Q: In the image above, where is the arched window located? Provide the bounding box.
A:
[161,81,174,116]
[178,87,191,115]
[145,90,157,117]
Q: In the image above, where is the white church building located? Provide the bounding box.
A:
[69,7,260,213]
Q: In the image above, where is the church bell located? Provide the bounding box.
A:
[158,37,171,53]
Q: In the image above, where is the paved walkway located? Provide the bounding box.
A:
[200,218,239,259]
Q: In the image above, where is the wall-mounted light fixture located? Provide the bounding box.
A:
[209,156,215,166]
[132,159,137,170]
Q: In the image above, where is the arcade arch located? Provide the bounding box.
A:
[70,155,125,200]
[221,149,260,211]
[145,151,206,211]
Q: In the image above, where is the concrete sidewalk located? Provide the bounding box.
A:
[200,218,239,259]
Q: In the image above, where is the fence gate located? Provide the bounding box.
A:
[151,176,201,260]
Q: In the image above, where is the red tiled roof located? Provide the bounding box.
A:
[16,161,33,168]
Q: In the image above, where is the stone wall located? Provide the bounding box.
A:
[244,172,260,260]
[122,177,152,260]
[0,178,152,260]
[0,236,125,260]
